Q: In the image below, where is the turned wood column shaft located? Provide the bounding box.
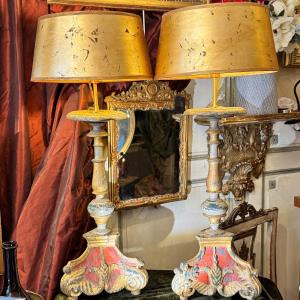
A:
[87,123,114,235]
[201,118,228,231]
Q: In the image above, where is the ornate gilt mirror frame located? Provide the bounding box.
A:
[106,80,191,209]
[48,0,207,10]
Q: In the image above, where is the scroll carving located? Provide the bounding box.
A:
[171,238,261,299]
[108,80,190,110]
[219,123,273,201]
[220,201,268,228]
[60,235,148,298]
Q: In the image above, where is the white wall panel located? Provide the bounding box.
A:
[266,150,300,172]
[264,172,300,300]
[120,183,209,270]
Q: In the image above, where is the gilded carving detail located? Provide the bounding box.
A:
[107,80,190,110]
[219,123,273,201]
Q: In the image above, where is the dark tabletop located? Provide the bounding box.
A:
[77,270,283,300]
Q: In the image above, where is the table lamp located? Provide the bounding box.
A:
[155,3,278,299]
[31,11,152,298]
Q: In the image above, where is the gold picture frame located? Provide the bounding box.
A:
[48,0,207,11]
[283,47,300,67]
[106,80,191,209]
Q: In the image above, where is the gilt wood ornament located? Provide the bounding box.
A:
[106,80,191,209]
[220,123,273,202]
[108,80,190,110]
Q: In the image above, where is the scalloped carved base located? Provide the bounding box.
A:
[60,232,148,299]
[172,234,261,300]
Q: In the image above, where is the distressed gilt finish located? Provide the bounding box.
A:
[47,0,207,11]
[60,119,148,299]
[220,202,278,283]
[155,3,278,80]
[172,236,262,300]
[219,123,273,202]
[31,11,152,83]
[219,112,300,124]
[106,80,191,210]
[171,115,261,300]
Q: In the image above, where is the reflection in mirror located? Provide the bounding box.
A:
[119,110,180,200]
[117,110,135,155]
[106,80,191,209]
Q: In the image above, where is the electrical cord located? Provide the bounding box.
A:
[284,79,300,125]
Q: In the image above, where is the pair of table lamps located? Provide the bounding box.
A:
[31,4,278,299]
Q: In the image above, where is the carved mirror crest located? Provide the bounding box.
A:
[106,80,191,209]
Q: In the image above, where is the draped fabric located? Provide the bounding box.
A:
[0,0,48,241]
[0,1,188,299]
[15,85,95,298]
[1,1,95,298]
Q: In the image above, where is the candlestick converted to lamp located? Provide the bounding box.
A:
[31,11,152,298]
[155,3,278,299]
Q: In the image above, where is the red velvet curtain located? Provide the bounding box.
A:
[0,1,187,299]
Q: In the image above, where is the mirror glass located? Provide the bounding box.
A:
[118,110,180,200]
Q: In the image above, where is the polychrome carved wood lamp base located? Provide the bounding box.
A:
[60,232,148,298]
[172,110,261,300]
[60,110,148,299]
[172,233,261,300]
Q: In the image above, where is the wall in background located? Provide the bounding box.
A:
[276,67,300,100]
[118,68,300,299]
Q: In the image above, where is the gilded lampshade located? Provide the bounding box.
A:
[31,11,152,83]
[155,3,279,80]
